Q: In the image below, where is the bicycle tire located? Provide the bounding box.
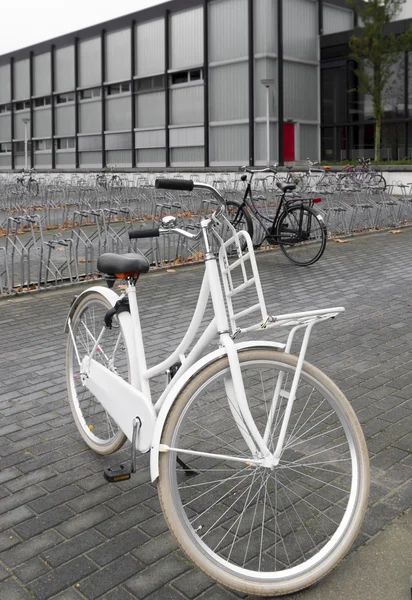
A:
[276,204,327,266]
[158,348,369,597]
[66,292,128,454]
[219,200,253,252]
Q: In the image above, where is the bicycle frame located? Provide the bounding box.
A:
[66,191,343,481]
[239,169,318,244]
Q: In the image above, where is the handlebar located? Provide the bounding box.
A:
[154,178,226,218]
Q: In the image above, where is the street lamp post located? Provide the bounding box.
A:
[22,117,30,171]
[261,79,275,166]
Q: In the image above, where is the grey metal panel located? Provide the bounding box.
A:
[0,155,12,168]
[79,100,102,133]
[300,124,319,159]
[14,156,26,168]
[106,149,132,166]
[170,85,203,125]
[254,58,277,119]
[170,7,203,70]
[33,53,51,97]
[55,151,75,167]
[34,153,52,167]
[136,148,165,166]
[79,37,101,88]
[136,19,165,77]
[105,132,132,149]
[254,0,277,55]
[106,96,131,131]
[283,0,317,61]
[209,0,248,63]
[0,64,11,103]
[209,63,248,121]
[210,124,249,164]
[106,29,131,82]
[78,135,102,151]
[55,46,75,92]
[323,4,353,34]
[135,91,165,128]
[284,62,318,121]
[170,146,204,166]
[14,59,30,99]
[169,126,204,147]
[254,122,278,164]
[14,110,30,138]
[0,115,11,141]
[79,151,102,167]
[135,129,165,148]
[56,105,75,136]
[33,109,52,138]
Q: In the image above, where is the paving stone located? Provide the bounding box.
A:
[14,506,74,539]
[87,528,148,566]
[29,556,98,600]
[41,529,106,568]
[124,553,192,598]
[0,578,34,599]
[76,554,142,599]
[1,530,63,568]
[56,505,114,539]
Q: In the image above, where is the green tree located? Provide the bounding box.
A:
[347,0,412,161]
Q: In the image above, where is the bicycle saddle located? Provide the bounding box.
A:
[97,253,150,276]
[276,182,296,193]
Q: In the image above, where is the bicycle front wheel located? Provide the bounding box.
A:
[276,204,327,266]
[158,348,369,597]
[66,292,128,454]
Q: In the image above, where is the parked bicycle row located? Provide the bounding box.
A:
[0,167,409,296]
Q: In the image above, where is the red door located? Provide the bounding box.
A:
[284,123,295,162]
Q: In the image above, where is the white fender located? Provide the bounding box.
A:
[64,285,155,447]
[150,340,285,481]
[64,286,120,333]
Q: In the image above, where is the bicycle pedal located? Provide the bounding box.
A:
[104,463,132,482]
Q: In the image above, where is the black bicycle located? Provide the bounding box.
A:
[225,166,327,266]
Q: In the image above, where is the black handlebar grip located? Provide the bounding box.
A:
[155,178,194,191]
[128,227,160,239]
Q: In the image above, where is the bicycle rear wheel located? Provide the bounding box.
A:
[66,292,128,454]
[158,348,369,596]
[218,200,253,252]
[276,204,327,266]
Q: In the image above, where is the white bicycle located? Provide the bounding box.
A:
[65,178,369,597]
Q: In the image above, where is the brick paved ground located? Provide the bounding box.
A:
[1,228,412,599]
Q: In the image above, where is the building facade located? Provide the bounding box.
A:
[0,0,353,171]
[321,0,412,162]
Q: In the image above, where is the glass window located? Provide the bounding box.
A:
[106,82,130,96]
[135,75,165,93]
[34,97,51,108]
[35,139,52,151]
[350,125,375,160]
[15,100,30,111]
[171,71,189,85]
[381,123,405,161]
[0,142,11,152]
[56,137,75,150]
[321,66,347,125]
[190,69,202,82]
[56,93,75,104]
[0,104,11,113]
[382,54,405,119]
[14,141,25,153]
[79,87,101,100]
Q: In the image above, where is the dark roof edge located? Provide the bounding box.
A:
[0,0,202,65]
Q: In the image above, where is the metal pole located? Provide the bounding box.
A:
[266,85,270,166]
[23,120,28,170]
